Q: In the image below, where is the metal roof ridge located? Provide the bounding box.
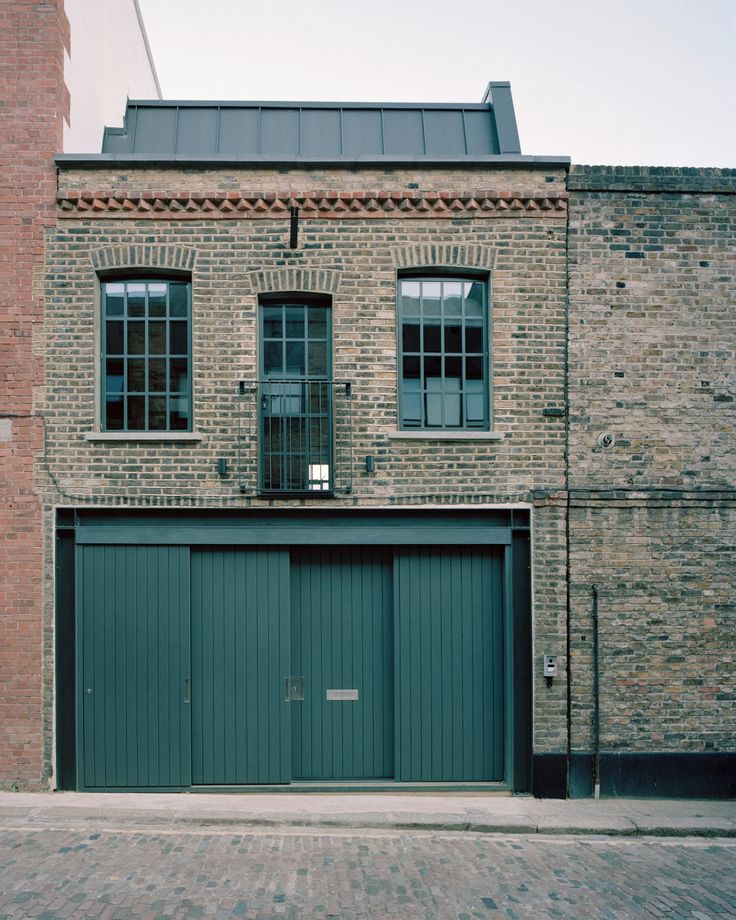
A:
[122,99,495,110]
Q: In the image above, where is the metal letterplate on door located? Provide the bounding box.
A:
[326,689,359,701]
[284,676,304,702]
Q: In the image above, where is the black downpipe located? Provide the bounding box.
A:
[592,584,601,798]
[289,206,299,249]
[563,181,572,796]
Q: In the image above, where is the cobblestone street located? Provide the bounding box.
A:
[1,825,734,919]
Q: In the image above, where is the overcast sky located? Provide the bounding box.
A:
[137,0,736,167]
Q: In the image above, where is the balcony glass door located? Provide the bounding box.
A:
[260,301,332,493]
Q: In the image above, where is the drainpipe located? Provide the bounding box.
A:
[592,584,601,799]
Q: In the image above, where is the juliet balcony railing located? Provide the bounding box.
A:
[239,379,353,495]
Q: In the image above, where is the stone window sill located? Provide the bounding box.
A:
[387,430,505,441]
[84,431,204,442]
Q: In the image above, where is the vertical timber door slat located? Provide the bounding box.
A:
[394,547,505,782]
[291,547,394,781]
[191,549,290,785]
[76,545,191,789]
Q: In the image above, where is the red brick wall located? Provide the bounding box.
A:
[0,0,69,787]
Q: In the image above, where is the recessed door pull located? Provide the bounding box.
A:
[284,676,304,702]
[184,678,191,704]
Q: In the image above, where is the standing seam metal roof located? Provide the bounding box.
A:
[100,82,524,161]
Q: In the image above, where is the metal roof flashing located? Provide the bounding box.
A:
[55,153,570,169]
[57,83,570,167]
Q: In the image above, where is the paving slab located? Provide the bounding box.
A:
[0,791,734,837]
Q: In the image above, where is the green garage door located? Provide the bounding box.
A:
[394,547,505,781]
[191,548,290,785]
[76,545,191,789]
[75,541,507,788]
[291,547,394,780]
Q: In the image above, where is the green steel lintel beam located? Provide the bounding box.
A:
[76,524,512,546]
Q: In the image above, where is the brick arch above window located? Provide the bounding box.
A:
[246,267,341,296]
[391,243,495,273]
[90,245,197,274]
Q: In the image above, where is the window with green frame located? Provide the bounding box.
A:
[398,276,489,429]
[102,279,191,431]
[259,298,333,493]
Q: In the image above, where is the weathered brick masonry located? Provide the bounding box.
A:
[567,166,736,794]
[44,166,570,761]
[7,158,733,793]
[0,0,69,788]
[2,23,734,794]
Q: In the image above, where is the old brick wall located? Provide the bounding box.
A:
[567,167,736,759]
[43,165,570,764]
[569,498,734,752]
[34,155,736,786]
[0,0,70,788]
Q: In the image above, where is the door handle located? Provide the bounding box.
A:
[284,676,304,702]
[184,678,191,704]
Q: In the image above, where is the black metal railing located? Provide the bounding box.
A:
[239,379,353,495]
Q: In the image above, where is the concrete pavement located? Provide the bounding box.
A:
[1,791,735,837]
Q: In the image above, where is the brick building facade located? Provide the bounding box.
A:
[566,166,735,795]
[1,2,733,796]
[0,0,70,788]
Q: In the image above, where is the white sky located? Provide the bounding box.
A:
[137,0,736,167]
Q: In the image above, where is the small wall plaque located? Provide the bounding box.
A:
[326,689,359,701]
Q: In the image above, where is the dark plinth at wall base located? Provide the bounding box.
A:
[568,753,594,798]
[532,754,568,798]
[603,753,736,799]
[569,752,736,799]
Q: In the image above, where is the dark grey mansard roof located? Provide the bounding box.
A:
[56,83,570,168]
